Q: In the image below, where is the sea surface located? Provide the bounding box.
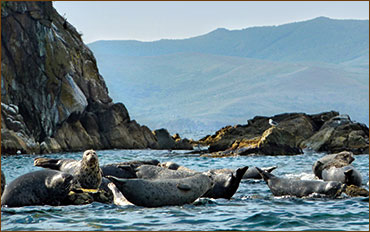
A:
[1,148,369,231]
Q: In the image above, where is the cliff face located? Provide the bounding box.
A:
[1,2,159,154]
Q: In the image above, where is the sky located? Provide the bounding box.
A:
[54,1,369,44]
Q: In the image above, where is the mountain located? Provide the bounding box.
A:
[89,17,369,64]
[88,17,369,137]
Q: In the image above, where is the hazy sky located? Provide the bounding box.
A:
[54,1,369,44]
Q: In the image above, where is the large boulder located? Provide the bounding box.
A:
[1,2,159,154]
[203,127,302,157]
[153,129,192,150]
[302,115,369,154]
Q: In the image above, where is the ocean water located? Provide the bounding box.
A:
[1,149,369,231]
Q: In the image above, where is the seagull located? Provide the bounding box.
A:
[268,119,278,127]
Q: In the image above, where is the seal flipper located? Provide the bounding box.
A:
[255,167,274,183]
[235,166,249,180]
[34,158,63,170]
[263,166,277,173]
[107,182,133,206]
[344,168,354,185]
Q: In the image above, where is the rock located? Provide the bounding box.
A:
[345,185,369,197]
[197,111,367,155]
[1,2,159,154]
[174,138,193,150]
[153,129,176,149]
[302,115,369,154]
[172,133,181,141]
[204,127,302,156]
[153,129,193,150]
[308,111,339,129]
[200,113,318,154]
[1,103,40,154]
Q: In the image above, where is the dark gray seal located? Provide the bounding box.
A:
[1,169,81,207]
[107,159,160,168]
[160,161,197,173]
[312,151,355,179]
[242,166,277,179]
[256,167,345,198]
[34,149,102,189]
[202,166,248,199]
[1,170,5,197]
[135,164,198,179]
[138,164,248,200]
[101,164,137,179]
[100,159,160,178]
[322,165,362,187]
[106,173,213,207]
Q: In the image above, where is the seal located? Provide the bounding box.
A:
[1,170,5,197]
[101,164,137,179]
[100,159,160,178]
[34,149,102,189]
[106,173,213,207]
[242,166,277,179]
[322,165,362,187]
[202,166,248,199]
[137,165,248,200]
[256,167,345,198]
[1,169,81,207]
[312,151,355,179]
[135,164,197,179]
[160,161,197,173]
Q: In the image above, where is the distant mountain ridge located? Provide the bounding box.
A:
[88,17,369,137]
[89,17,369,64]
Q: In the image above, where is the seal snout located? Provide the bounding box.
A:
[83,149,98,164]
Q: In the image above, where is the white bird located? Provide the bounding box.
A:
[268,119,278,127]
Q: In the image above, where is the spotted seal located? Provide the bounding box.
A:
[160,161,197,173]
[135,164,198,179]
[322,165,362,187]
[312,151,355,179]
[1,169,83,207]
[256,167,345,198]
[34,149,102,189]
[137,164,248,200]
[106,173,213,207]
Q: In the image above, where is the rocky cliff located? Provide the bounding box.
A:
[1,1,159,154]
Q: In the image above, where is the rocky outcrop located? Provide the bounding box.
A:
[153,129,193,150]
[1,2,159,154]
[199,111,368,156]
[201,126,302,157]
[301,115,369,154]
